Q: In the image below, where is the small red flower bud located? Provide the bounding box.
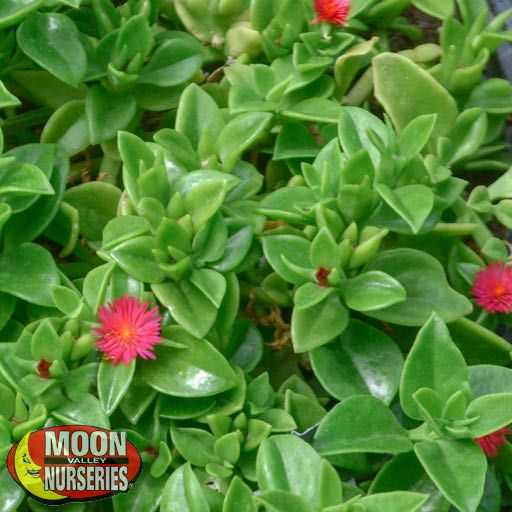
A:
[474,427,510,457]
[313,0,351,25]
[316,267,331,288]
[37,359,51,379]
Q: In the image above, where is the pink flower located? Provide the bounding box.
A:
[472,263,512,314]
[313,0,351,25]
[94,295,161,365]
[474,427,510,457]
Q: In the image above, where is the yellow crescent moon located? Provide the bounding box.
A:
[14,432,65,502]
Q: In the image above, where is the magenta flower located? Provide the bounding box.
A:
[472,263,512,314]
[313,0,351,25]
[94,295,161,365]
[475,427,510,457]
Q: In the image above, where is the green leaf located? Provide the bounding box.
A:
[139,39,202,87]
[342,271,406,312]
[358,492,429,512]
[274,123,318,160]
[161,464,210,512]
[0,160,53,199]
[176,84,224,150]
[223,477,256,512]
[0,0,43,29]
[338,107,388,167]
[376,184,434,234]
[0,466,24,512]
[139,327,238,397]
[466,394,512,437]
[52,394,110,429]
[113,467,167,512]
[52,286,81,316]
[400,314,469,421]
[257,435,342,511]
[398,114,437,161]
[97,359,136,416]
[212,226,253,273]
[373,52,458,138]
[415,440,487,512]
[412,0,454,19]
[86,85,137,144]
[310,228,339,269]
[64,181,121,241]
[171,426,218,467]
[0,243,59,307]
[0,80,20,108]
[152,279,218,338]
[185,180,227,229]
[257,491,312,512]
[218,112,273,170]
[262,235,312,285]
[291,293,349,353]
[17,13,86,86]
[31,319,62,362]
[118,131,155,205]
[467,79,512,114]
[313,395,413,456]
[111,236,165,284]
[370,452,450,512]
[311,320,403,404]
[469,365,512,398]
[364,248,473,326]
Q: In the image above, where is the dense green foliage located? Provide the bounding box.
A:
[2,0,512,510]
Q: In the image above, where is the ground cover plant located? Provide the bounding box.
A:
[2,0,512,510]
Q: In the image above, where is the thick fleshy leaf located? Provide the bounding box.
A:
[365,249,473,326]
[262,235,313,285]
[111,236,165,284]
[17,13,86,86]
[400,314,469,421]
[52,394,110,429]
[223,477,256,512]
[358,492,428,512]
[469,365,512,398]
[376,184,434,234]
[64,181,121,241]
[311,320,403,404]
[113,467,167,512]
[291,293,349,353]
[161,464,210,512]
[373,52,458,138]
[86,85,137,144]
[466,394,512,437]
[139,327,238,397]
[415,440,487,512]
[370,452,450,512]
[313,395,412,456]
[0,243,59,306]
[152,279,218,338]
[139,39,202,87]
[218,112,273,170]
[257,435,342,511]
[97,359,136,416]
[342,271,406,312]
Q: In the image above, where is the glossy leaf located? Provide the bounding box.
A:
[139,327,238,397]
[17,13,86,86]
[311,320,403,404]
[314,395,412,456]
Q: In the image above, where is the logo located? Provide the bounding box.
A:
[6,425,142,505]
